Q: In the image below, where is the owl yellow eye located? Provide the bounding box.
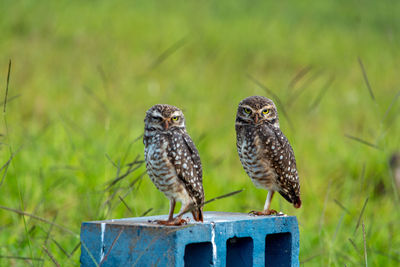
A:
[172,116,179,121]
[262,109,269,115]
[244,108,251,114]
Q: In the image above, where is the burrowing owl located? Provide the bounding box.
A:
[235,96,301,215]
[144,104,204,225]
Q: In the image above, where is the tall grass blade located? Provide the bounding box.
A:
[383,90,400,122]
[309,75,335,111]
[333,199,350,214]
[0,255,43,262]
[0,205,76,235]
[3,59,11,113]
[354,197,369,235]
[358,57,375,102]
[344,134,381,150]
[42,245,60,267]
[141,208,153,217]
[149,37,187,69]
[288,65,312,91]
[118,195,134,215]
[362,221,368,267]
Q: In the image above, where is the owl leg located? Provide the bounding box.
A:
[263,191,278,215]
[154,199,181,225]
[172,202,193,225]
[249,191,278,216]
[168,199,176,221]
[155,200,189,226]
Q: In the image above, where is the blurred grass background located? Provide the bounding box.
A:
[0,0,399,266]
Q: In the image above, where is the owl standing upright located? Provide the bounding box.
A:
[235,96,301,215]
[144,104,204,225]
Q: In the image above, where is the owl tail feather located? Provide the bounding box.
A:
[293,197,302,209]
[279,190,302,209]
[191,207,203,222]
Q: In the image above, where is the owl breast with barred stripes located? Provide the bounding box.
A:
[235,96,301,215]
[144,104,204,225]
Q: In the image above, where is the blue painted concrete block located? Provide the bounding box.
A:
[80,212,299,267]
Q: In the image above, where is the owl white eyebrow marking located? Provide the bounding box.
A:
[239,105,255,111]
[258,105,274,111]
[171,111,181,117]
[150,110,163,118]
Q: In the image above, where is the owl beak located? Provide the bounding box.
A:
[254,114,259,124]
[163,120,169,130]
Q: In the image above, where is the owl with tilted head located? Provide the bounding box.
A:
[143,104,204,225]
[235,96,301,215]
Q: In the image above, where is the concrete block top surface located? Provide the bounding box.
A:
[85,211,297,227]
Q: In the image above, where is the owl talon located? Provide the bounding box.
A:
[173,218,189,226]
[249,209,278,216]
[248,210,257,216]
[152,218,188,226]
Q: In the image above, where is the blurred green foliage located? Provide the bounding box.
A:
[0,0,399,266]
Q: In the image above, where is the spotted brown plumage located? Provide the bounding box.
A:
[144,104,204,225]
[235,96,301,215]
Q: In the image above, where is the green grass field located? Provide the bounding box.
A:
[1,0,399,266]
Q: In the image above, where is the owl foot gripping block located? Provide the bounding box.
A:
[80,211,299,267]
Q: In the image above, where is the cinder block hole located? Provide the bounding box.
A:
[184,242,213,267]
[226,236,253,267]
[265,232,292,267]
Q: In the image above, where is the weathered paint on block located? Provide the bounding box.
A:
[80,212,299,267]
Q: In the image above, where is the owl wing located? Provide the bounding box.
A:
[168,132,204,205]
[261,125,301,205]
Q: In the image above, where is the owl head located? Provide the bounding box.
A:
[144,104,186,131]
[236,96,279,128]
